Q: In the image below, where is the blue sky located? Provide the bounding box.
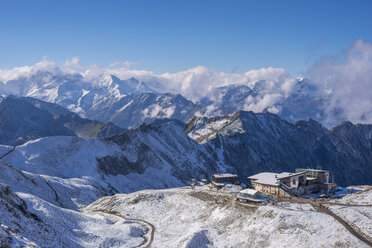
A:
[1,0,372,75]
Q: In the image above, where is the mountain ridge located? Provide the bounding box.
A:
[0,96,124,145]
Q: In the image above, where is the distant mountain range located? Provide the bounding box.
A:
[0,69,328,128]
[197,78,325,123]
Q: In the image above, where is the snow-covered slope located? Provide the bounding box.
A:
[0,118,231,247]
[1,119,230,206]
[0,181,147,247]
[0,118,225,246]
[84,186,372,247]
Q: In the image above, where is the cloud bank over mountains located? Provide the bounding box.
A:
[0,39,372,126]
[309,39,372,124]
[0,59,293,99]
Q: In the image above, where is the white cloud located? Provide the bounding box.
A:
[0,59,61,82]
[109,60,139,68]
[0,57,292,99]
[244,67,287,83]
[109,65,292,102]
[244,93,282,114]
[142,104,175,119]
[309,39,372,124]
[281,78,297,97]
[64,56,80,67]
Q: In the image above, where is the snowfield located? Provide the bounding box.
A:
[328,187,372,240]
[84,186,372,248]
[5,136,122,178]
[329,206,372,240]
[0,132,200,208]
[0,182,146,248]
[334,186,372,205]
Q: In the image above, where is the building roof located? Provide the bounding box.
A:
[276,171,307,180]
[248,172,285,186]
[248,169,323,186]
[239,189,258,195]
[213,173,238,178]
[296,168,329,173]
[237,189,269,202]
[276,172,292,179]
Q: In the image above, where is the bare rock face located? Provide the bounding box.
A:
[97,154,147,176]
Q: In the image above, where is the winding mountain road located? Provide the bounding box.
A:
[274,194,372,247]
[91,209,155,248]
[312,202,372,247]
[326,202,372,207]
[109,210,155,248]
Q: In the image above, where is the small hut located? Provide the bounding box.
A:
[211,173,240,189]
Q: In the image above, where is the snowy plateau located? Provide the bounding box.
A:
[0,67,372,247]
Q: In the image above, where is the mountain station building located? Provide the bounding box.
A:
[248,169,335,197]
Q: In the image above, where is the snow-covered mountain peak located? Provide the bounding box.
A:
[94,74,156,96]
[99,73,120,85]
